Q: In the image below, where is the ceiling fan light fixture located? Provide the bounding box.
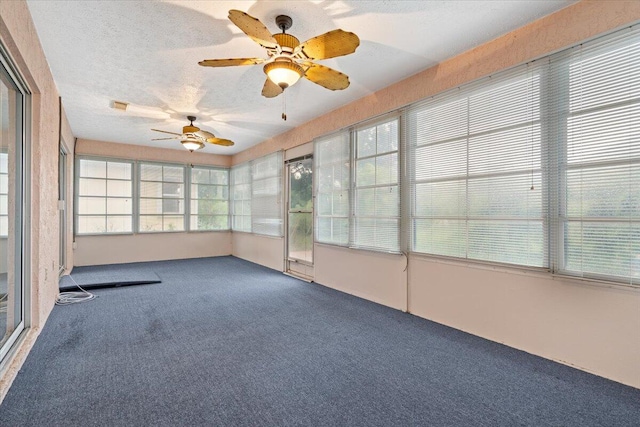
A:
[181,136,205,152]
[264,59,304,89]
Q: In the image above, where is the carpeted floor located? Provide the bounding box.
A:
[0,256,638,426]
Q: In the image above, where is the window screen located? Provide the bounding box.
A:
[139,163,185,232]
[77,158,133,234]
[190,166,229,231]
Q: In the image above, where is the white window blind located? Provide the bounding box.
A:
[190,166,229,231]
[77,158,133,234]
[230,162,251,232]
[353,118,400,252]
[139,163,185,232]
[251,151,283,236]
[0,153,7,236]
[315,132,350,246]
[408,65,546,267]
[552,28,640,285]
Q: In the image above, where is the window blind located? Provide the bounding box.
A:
[315,131,350,246]
[407,64,547,267]
[190,166,229,231]
[251,151,283,236]
[139,163,185,232]
[550,27,640,285]
[353,118,400,252]
[230,162,251,232]
[77,158,133,234]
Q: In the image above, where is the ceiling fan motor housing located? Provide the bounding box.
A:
[274,33,300,52]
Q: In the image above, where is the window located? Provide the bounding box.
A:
[407,66,546,267]
[190,166,229,231]
[251,151,283,236]
[139,163,185,232]
[314,118,400,253]
[315,132,350,246]
[353,118,400,252]
[554,28,640,284]
[230,163,251,232]
[77,158,133,234]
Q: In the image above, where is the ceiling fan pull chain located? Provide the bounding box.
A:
[282,91,287,121]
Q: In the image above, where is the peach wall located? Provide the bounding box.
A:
[76,138,231,167]
[0,0,69,400]
[232,233,284,272]
[315,244,407,311]
[408,256,640,389]
[74,232,232,266]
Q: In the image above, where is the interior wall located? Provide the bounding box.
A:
[408,256,640,389]
[75,138,231,167]
[229,1,640,389]
[0,0,68,400]
[73,138,232,266]
[315,244,407,311]
[231,232,283,272]
[74,232,232,266]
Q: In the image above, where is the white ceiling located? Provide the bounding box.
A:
[26,0,574,155]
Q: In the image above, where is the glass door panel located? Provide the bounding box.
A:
[0,51,26,362]
[287,158,313,274]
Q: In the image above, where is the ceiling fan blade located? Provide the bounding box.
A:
[228,10,279,50]
[198,58,265,67]
[302,62,350,90]
[261,77,283,98]
[206,137,235,147]
[295,29,360,60]
[152,137,178,141]
[195,130,215,140]
[151,129,181,136]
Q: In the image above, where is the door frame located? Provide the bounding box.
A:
[284,155,314,280]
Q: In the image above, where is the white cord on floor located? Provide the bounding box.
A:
[56,276,97,305]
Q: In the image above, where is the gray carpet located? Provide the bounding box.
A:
[59,263,161,292]
[0,256,638,426]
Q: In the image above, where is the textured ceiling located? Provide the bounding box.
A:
[26,0,574,155]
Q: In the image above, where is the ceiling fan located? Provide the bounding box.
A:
[151,116,234,152]
[199,10,360,99]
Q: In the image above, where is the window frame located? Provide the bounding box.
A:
[137,161,187,234]
[75,156,135,236]
[188,164,230,232]
[351,115,401,253]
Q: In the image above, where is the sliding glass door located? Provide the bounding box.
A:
[0,46,28,364]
